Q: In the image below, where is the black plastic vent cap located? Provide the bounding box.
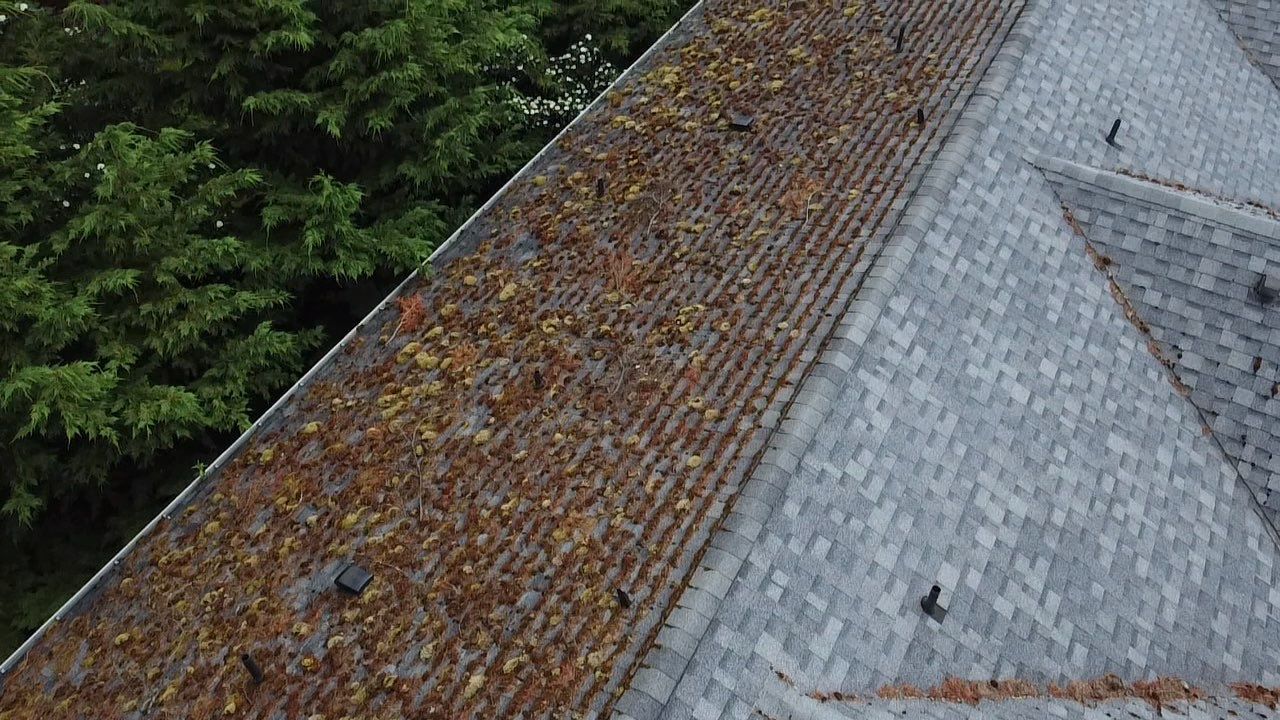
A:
[1253,274,1278,305]
[335,563,373,595]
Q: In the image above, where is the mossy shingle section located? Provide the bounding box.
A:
[1045,159,1280,526]
[0,0,1023,718]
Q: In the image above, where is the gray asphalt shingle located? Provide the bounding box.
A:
[1043,157,1280,525]
[1206,0,1280,88]
[619,0,1280,717]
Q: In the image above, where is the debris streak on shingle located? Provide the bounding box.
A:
[758,691,1277,720]
[0,0,1023,718]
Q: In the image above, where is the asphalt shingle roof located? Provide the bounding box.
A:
[1043,156,1280,525]
[1206,0,1280,88]
[0,0,1026,718]
[616,0,1280,716]
[5,0,1280,718]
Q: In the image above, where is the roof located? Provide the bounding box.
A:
[1043,156,1280,522]
[1206,0,1280,88]
[0,0,1028,717]
[6,0,1280,717]
[610,0,1280,716]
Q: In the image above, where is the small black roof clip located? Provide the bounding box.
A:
[728,112,754,132]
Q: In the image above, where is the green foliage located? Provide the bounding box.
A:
[0,112,313,524]
[58,0,549,239]
[0,0,554,527]
[540,0,686,60]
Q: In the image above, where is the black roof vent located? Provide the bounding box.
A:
[240,653,264,684]
[1253,273,1278,305]
[1105,118,1123,148]
[728,112,754,132]
[335,563,373,595]
[920,584,947,623]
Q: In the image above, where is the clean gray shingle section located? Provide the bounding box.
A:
[738,692,1276,720]
[1205,0,1280,88]
[620,0,1280,717]
[1043,158,1280,527]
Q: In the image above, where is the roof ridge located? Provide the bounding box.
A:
[1031,154,1280,240]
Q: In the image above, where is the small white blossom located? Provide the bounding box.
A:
[208,163,216,169]
[96,163,105,170]
[18,3,29,11]
[0,15,8,22]
[72,143,81,150]
[61,200,70,208]
[83,172,90,178]
[215,220,224,228]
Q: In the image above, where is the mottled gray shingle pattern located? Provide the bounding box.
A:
[1042,157,1280,525]
[617,0,1280,717]
[1206,0,1280,88]
[738,693,1278,720]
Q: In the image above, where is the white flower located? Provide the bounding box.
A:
[96,163,105,170]
[83,172,90,178]
[18,3,29,11]
[208,163,216,169]
[73,143,81,150]
[585,34,592,41]
[0,15,8,22]
[215,220,224,228]
[61,200,70,208]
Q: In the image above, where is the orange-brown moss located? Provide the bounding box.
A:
[1231,683,1280,710]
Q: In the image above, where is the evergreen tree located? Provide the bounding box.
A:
[0,0,549,528]
[540,0,686,60]
[54,0,549,267]
[0,23,310,526]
